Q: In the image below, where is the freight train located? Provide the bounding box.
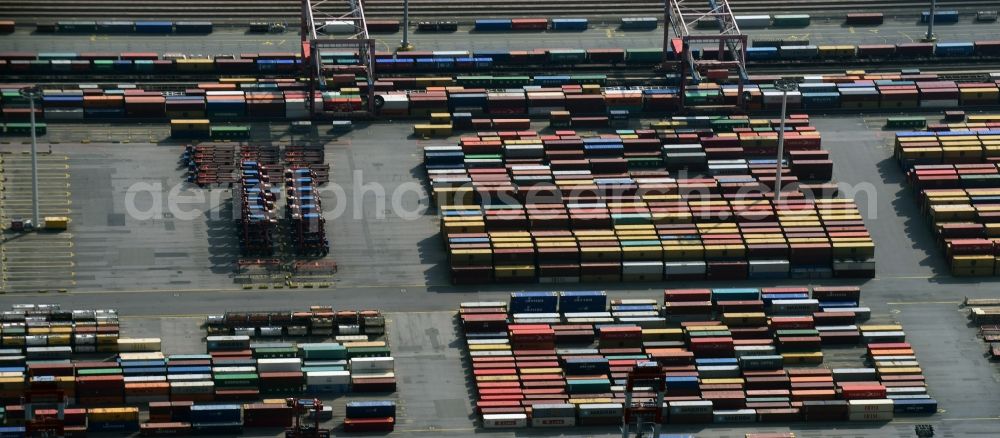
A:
[3,40,1000,78]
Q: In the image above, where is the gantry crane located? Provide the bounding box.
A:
[664,0,749,110]
[284,398,330,438]
[621,361,667,438]
[301,0,376,116]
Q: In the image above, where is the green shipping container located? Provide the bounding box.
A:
[6,123,47,136]
[457,76,494,87]
[626,48,663,64]
[570,74,607,85]
[492,76,530,87]
[214,373,259,388]
[885,116,926,129]
[549,49,587,64]
[566,379,612,394]
[776,329,820,336]
[688,330,732,338]
[209,125,249,139]
[77,368,123,376]
[300,344,347,360]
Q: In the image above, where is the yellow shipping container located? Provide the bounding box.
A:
[860,324,902,331]
[641,328,683,341]
[701,378,745,385]
[476,375,519,382]
[782,352,824,364]
[88,407,140,423]
[568,397,613,404]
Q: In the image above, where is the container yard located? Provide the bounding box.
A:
[2,0,1000,437]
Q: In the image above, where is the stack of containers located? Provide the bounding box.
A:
[460,286,933,428]
[349,355,395,393]
[206,90,246,119]
[235,161,277,255]
[344,401,396,432]
[284,168,329,255]
[41,89,84,120]
[894,124,1000,275]
[431,120,874,284]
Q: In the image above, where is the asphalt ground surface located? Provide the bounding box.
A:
[1,18,997,54]
[2,112,1000,435]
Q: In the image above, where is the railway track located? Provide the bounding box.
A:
[0,0,995,23]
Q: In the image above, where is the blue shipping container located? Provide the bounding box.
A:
[893,398,937,414]
[551,18,589,31]
[935,42,974,57]
[921,11,959,24]
[665,376,699,389]
[563,357,610,374]
[746,47,779,61]
[559,291,608,313]
[346,400,397,418]
[510,291,558,313]
[0,426,26,438]
[475,19,513,31]
[134,21,174,33]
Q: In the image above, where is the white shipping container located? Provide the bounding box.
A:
[577,403,624,417]
[350,357,394,371]
[735,15,770,28]
[885,387,927,395]
[669,400,713,414]
[321,20,356,34]
[848,399,894,412]
[306,371,350,385]
[167,374,212,382]
[623,261,664,275]
[714,409,757,423]
[335,335,369,343]
[169,381,214,394]
[482,413,527,429]
[257,358,303,373]
[664,261,707,275]
[125,376,167,383]
[338,325,361,335]
[617,317,666,329]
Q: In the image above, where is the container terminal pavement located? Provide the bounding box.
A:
[3,4,1000,438]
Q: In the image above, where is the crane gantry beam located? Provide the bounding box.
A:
[301,0,376,116]
[663,0,749,110]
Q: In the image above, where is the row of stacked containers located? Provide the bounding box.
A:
[460,288,935,429]
[4,40,1000,77]
[426,115,875,284]
[0,305,395,434]
[895,115,1000,275]
[965,298,1000,360]
[3,74,999,127]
